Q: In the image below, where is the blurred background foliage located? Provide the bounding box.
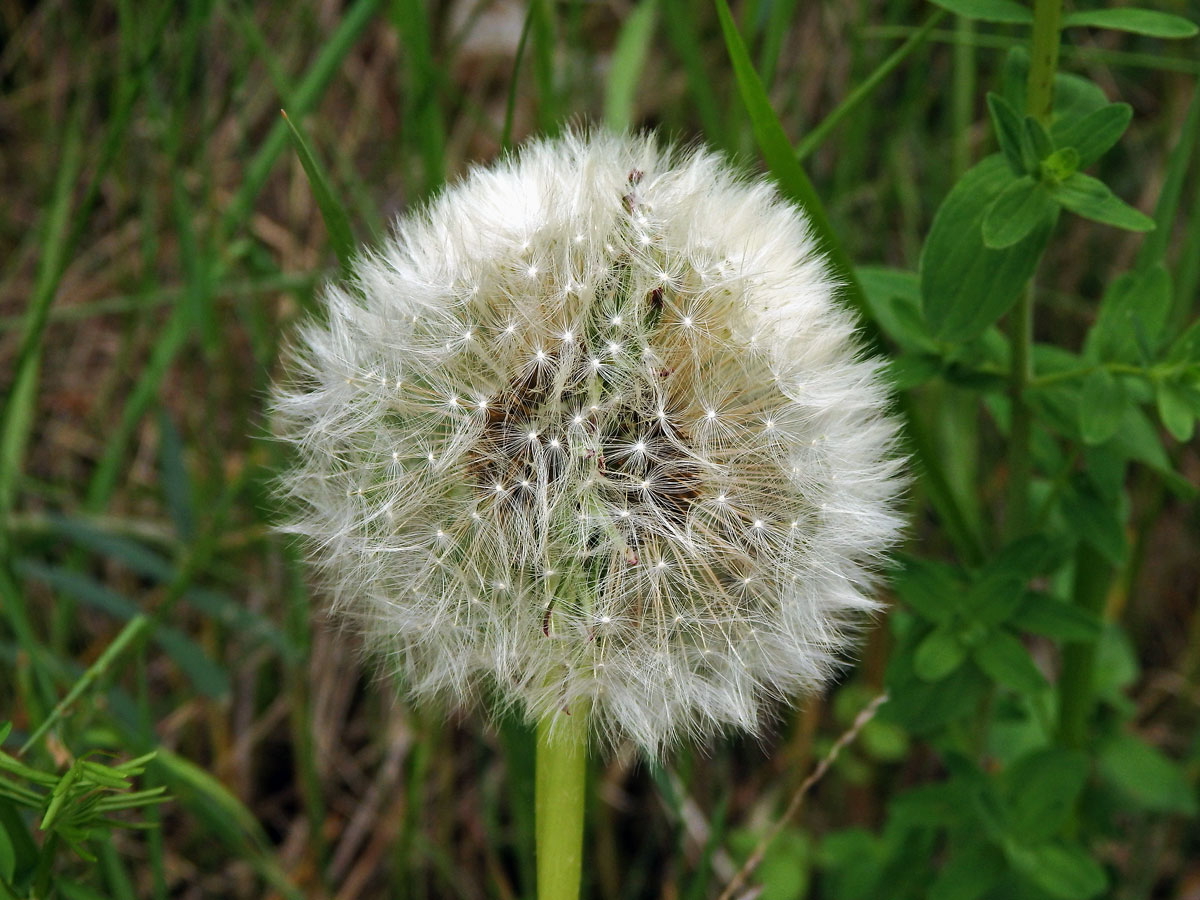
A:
[1,0,1198,897]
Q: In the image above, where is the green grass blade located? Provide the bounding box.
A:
[503,4,538,152]
[663,0,728,146]
[19,616,151,756]
[604,0,659,132]
[795,10,945,162]
[1137,83,1200,274]
[281,110,357,275]
[220,0,382,238]
[392,0,446,194]
[0,111,84,540]
[714,0,868,319]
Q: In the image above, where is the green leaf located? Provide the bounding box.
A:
[1007,842,1108,899]
[1052,173,1155,232]
[1002,748,1088,842]
[0,819,14,883]
[1085,265,1172,364]
[1167,318,1200,364]
[1023,115,1054,162]
[1061,477,1127,564]
[928,840,1006,900]
[1098,733,1198,814]
[1062,7,1198,38]
[921,155,1055,342]
[715,0,867,323]
[1055,103,1133,169]
[1078,368,1126,445]
[1039,146,1079,184]
[965,573,1026,628]
[915,625,968,681]
[280,110,356,276]
[982,177,1055,249]
[893,556,966,624]
[1156,378,1196,441]
[973,630,1047,693]
[604,0,658,131]
[928,0,1032,24]
[987,93,1033,174]
[857,266,936,352]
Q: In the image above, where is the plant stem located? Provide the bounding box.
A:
[1058,543,1112,747]
[536,700,589,900]
[1006,0,1062,541]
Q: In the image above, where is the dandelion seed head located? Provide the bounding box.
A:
[273,130,904,756]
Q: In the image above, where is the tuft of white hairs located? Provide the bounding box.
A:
[273,130,905,756]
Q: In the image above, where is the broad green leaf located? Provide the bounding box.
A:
[929,0,1032,24]
[928,839,1006,900]
[1079,368,1126,445]
[1156,378,1196,441]
[1007,842,1108,899]
[1055,103,1133,169]
[982,177,1055,248]
[1085,265,1172,363]
[965,574,1026,628]
[281,110,356,276]
[604,0,658,131]
[887,354,942,390]
[893,556,965,623]
[1061,477,1127,564]
[1053,173,1155,232]
[1098,733,1198,814]
[885,639,990,734]
[1002,748,1088,841]
[921,155,1055,342]
[988,535,1070,580]
[1062,7,1198,38]
[915,625,968,681]
[857,266,937,352]
[973,630,1047,693]
[987,93,1032,174]
[1023,116,1054,162]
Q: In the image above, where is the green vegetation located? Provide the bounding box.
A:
[1,0,1198,897]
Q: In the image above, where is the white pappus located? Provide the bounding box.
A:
[273,130,905,755]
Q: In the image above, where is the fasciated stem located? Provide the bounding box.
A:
[536,700,589,900]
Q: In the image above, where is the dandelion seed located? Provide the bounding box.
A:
[273,130,903,756]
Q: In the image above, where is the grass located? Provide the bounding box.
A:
[1,0,1198,897]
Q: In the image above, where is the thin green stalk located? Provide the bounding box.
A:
[795,10,945,162]
[951,14,975,177]
[1057,543,1111,747]
[1007,0,1062,540]
[536,701,589,900]
[1006,284,1035,540]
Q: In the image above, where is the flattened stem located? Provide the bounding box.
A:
[535,699,589,900]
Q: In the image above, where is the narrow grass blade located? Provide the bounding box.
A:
[663,0,727,146]
[502,4,537,152]
[19,616,151,756]
[795,10,945,162]
[220,0,381,238]
[604,0,659,131]
[1136,83,1200,274]
[281,110,357,275]
[714,0,867,318]
[0,110,83,538]
[392,0,446,193]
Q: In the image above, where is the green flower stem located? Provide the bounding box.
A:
[536,700,589,900]
[1006,0,1062,541]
